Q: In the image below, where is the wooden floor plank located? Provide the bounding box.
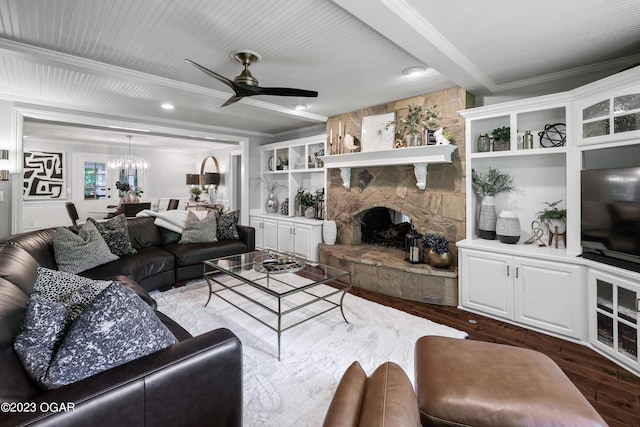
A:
[348,285,640,427]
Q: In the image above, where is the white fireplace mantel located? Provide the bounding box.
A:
[319,144,457,189]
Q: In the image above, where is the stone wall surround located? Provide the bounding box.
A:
[320,88,473,305]
[320,87,472,305]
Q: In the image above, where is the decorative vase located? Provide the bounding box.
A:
[426,248,453,268]
[496,210,521,244]
[265,192,278,213]
[297,203,306,217]
[477,134,491,152]
[548,219,566,234]
[478,195,497,240]
[322,220,337,245]
[304,206,316,219]
[405,131,422,147]
[280,198,289,215]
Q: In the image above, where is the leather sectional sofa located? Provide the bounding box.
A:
[0,217,255,426]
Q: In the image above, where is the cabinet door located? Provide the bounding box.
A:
[460,249,514,320]
[588,270,639,373]
[293,224,314,260]
[249,216,264,249]
[277,221,294,253]
[263,218,278,251]
[514,258,585,340]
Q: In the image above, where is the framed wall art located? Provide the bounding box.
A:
[23,151,65,199]
[361,112,395,152]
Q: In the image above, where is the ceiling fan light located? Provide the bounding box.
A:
[402,66,427,76]
[292,104,308,111]
[161,103,175,110]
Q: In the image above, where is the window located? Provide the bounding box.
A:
[84,162,107,200]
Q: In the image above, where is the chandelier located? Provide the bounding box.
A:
[108,135,150,173]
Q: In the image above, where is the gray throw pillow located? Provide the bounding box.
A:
[216,210,240,240]
[53,220,119,274]
[43,283,177,389]
[179,210,218,244]
[33,267,113,323]
[87,214,137,256]
[14,295,68,385]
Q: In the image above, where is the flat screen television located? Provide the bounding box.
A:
[581,166,640,272]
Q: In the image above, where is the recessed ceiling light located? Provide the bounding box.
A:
[292,104,308,111]
[402,66,427,76]
[161,103,175,110]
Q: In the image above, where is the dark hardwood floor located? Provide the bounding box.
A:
[348,286,640,427]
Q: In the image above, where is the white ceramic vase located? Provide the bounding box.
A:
[496,210,521,244]
[478,195,497,239]
[323,220,337,245]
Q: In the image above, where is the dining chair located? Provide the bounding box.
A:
[122,202,152,217]
[65,202,80,227]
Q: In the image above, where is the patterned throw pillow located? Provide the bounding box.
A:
[216,210,240,240]
[53,221,119,274]
[13,295,68,385]
[87,214,137,256]
[179,210,218,244]
[33,267,113,323]
[43,283,177,389]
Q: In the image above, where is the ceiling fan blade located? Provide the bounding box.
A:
[221,95,243,107]
[185,59,235,90]
[254,86,318,98]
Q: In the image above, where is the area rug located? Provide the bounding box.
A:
[151,278,467,426]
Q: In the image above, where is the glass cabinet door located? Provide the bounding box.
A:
[591,272,639,367]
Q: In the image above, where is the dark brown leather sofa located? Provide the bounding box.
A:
[0,217,254,426]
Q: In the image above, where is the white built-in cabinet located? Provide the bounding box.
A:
[458,66,640,376]
[250,213,323,261]
[460,247,586,340]
[251,135,327,262]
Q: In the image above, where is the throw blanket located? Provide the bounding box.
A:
[136,209,207,233]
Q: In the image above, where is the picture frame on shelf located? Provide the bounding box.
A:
[361,112,394,152]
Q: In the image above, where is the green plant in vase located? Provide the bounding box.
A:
[536,200,567,246]
[190,186,202,201]
[491,126,511,151]
[385,103,438,147]
[471,167,515,240]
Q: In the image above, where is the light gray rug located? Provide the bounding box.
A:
[151,278,467,426]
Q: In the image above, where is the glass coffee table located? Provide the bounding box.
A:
[203,250,351,360]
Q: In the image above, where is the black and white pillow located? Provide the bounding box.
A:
[13,295,68,385]
[179,210,218,244]
[216,210,240,240]
[44,283,177,389]
[53,221,119,274]
[15,282,177,390]
[88,214,137,256]
[33,267,113,323]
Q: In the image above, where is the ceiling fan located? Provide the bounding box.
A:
[185,51,318,107]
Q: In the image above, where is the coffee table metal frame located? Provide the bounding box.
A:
[203,250,351,360]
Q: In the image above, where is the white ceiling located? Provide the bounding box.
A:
[2,0,640,146]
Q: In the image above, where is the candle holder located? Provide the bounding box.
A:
[405,230,424,264]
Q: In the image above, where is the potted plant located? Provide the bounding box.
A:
[295,187,316,217]
[385,103,438,147]
[536,199,567,234]
[471,167,515,239]
[421,233,453,268]
[491,126,511,151]
[190,186,202,202]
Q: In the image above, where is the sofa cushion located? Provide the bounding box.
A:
[126,216,164,250]
[179,211,218,244]
[165,240,248,268]
[53,221,119,274]
[216,210,240,240]
[322,361,368,427]
[88,214,137,256]
[44,282,177,389]
[80,246,175,285]
[33,267,113,323]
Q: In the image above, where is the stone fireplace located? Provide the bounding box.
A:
[318,88,471,306]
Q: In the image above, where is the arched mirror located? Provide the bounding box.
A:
[200,156,220,190]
